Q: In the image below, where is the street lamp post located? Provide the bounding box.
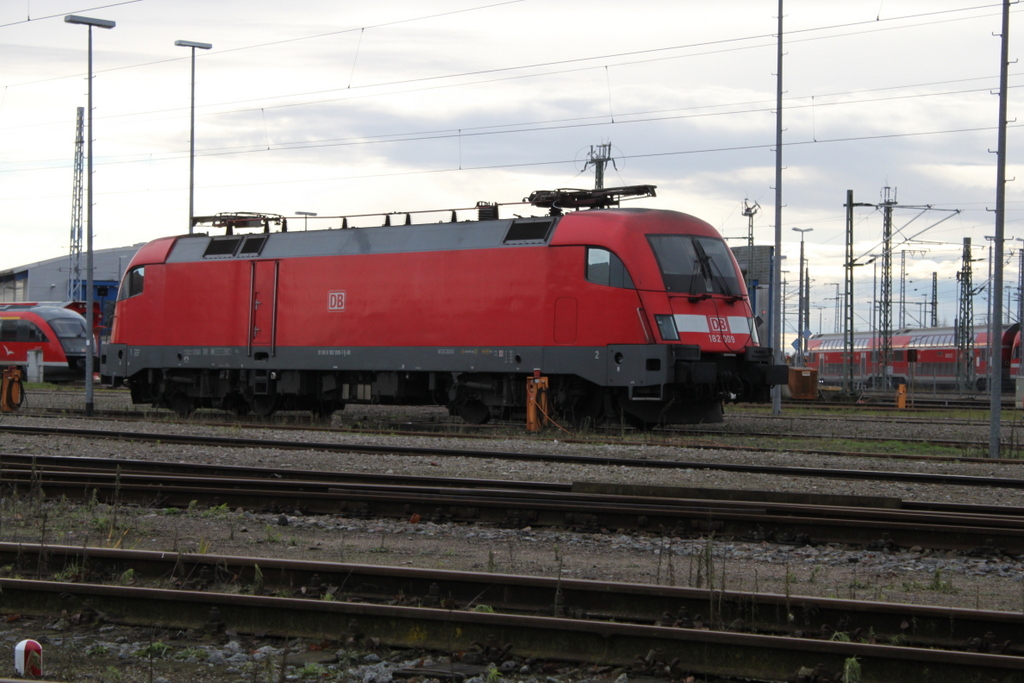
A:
[296,211,317,231]
[792,227,813,365]
[65,14,115,418]
[175,39,212,234]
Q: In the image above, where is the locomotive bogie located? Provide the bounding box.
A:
[101,206,787,425]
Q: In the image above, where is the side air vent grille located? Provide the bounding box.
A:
[239,236,267,256]
[503,217,556,244]
[203,238,241,258]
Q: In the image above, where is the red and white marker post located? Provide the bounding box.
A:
[14,638,42,677]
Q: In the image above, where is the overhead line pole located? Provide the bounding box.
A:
[771,0,784,415]
[844,191,855,395]
[989,0,1011,459]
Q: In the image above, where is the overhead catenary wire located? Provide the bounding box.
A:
[0,0,141,29]
[4,80,1022,174]
[0,3,1015,129]
[5,120,1024,203]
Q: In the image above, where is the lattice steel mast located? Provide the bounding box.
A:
[739,199,760,306]
[584,143,614,190]
[956,237,975,393]
[68,106,85,302]
[843,190,856,394]
[878,187,896,389]
[1018,250,1023,326]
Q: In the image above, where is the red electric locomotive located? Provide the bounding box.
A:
[807,323,1020,392]
[100,187,788,425]
[0,304,92,382]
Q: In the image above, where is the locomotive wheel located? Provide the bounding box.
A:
[221,394,250,416]
[250,395,278,418]
[455,400,491,425]
[169,394,195,418]
[623,412,655,431]
[311,401,339,421]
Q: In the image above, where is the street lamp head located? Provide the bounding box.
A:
[65,15,115,28]
[296,211,317,217]
[175,40,212,50]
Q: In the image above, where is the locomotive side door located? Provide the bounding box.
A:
[248,260,279,357]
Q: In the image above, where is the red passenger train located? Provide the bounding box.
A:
[807,324,1020,392]
[0,304,92,382]
[100,187,788,425]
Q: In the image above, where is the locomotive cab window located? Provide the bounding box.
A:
[49,318,86,339]
[118,266,145,300]
[647,235,740,296]
[0,320,15,342]
[586,248,634,288]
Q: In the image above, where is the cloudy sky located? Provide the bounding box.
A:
[1,0,1021,340]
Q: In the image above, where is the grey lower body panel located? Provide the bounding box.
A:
[101,342,782,425]
[105,343,679,388]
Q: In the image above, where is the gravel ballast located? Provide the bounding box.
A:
[1,390,1023,682]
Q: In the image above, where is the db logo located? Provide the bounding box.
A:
[328,291,347,311]
[709,317,728,332]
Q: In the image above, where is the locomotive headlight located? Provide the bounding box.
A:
[655,315,679,341]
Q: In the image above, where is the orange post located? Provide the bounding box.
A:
[526,372,550,432]
[896,383,907,409]
[1,366,24,413]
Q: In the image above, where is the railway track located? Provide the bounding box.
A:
[783,395,1018,410]
[6,542,1020,652]
[2,422,1024,483]
[12,404,1024,461]
[4,453,1024,552]
[0,543,1021,683]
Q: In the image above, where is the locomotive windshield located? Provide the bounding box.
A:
[49,317,87,339]
[647,234,741,296]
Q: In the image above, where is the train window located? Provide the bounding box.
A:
[647,235,740,296]
[204,237,242,257]
[586,248,634,288]
[0,320,15,342]
[19,321,46,342]
[118,266,145,300]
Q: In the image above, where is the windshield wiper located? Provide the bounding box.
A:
[692,240,730,295]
